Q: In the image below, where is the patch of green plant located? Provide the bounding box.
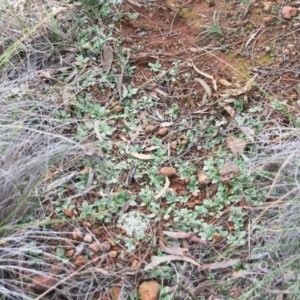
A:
[148,60,162,72]
[200,10,223,36]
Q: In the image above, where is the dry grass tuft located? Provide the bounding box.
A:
[244,125,300,298]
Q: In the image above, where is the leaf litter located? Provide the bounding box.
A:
[2,0,300,298]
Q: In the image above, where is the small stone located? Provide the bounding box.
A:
[109,287,122,300]
[157,127,168,136]
[263,16,274,23]
[198,171,211,187]
[88,242,101,252]
[32,276,58,292]
[84,234,93,243]
[159,166,177,177]
[145,125,156,134]
[72,228,83,241]
[265,46,271,52]
[282,6,298,19]
[65,249,75,258]
[64,208,73,218]
[138,281,160,300]
[108,251,118,258]
[114,105,124,113]
[132,259,142,268]
[75,255,86,265]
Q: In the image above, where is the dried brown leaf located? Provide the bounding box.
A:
[163,231,194,239]
[224,105,236,118]
[219,78,232,87]
[145,255,201,270]
[239,126,255,142]
[159,240,185,255]
[130,152,154,160]
[154,176,170,200]
[191,60,214,79]
[220,161,239,184]
[227,136,247,156]
[195,77,212,98]
[102,45,113,72]
[202,259,239,270]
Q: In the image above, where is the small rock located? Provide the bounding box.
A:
[64,208,74,218]
[138,281,160,300]
[157,127,168,136]
[212,232,223,243]
[145,124,156,134]
[88,241,101,252]
[65,249,75,258]
[159,166,176,177]
[282,6,298,19]
[109,287,122,300]
[132,259,142,268]
[263,16,274,23]
[75,255,86,265]
[265,46,271,52]
[84,234,93,243]
[72,228,83,241]
[198,171,211,187]
[220,161,239,184]
[108,251,118,258]
[32,276,58,292]
[114,105,124,113]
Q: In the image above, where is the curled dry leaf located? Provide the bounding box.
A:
[159,166,176,177]
[282,6,298,19]
[145,254,201,270]
[154,176,170,200]
[219,78,232,87]
[220,161,239,184]
[138,281,160,300]
[224,105,235,118]
[191,60,214,79]
[227,136,247,156]
[195,77,212,98]
[202,259,240,270]
[163,231,194,239]
[130,152,154,160]
[159,240,186,255]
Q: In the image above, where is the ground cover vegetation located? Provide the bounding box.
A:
[1,0,300,299]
